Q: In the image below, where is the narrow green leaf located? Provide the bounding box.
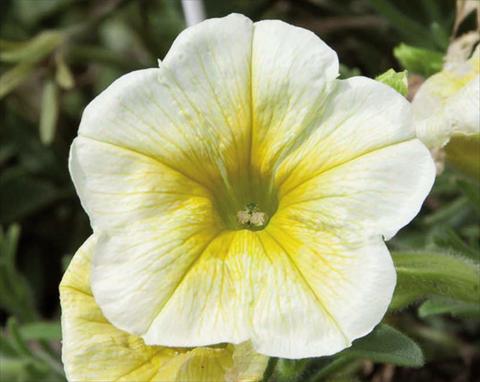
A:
[430,227,479,262]
[394,43,443,77]
[0,61,35,99]
[423,196,470,226]
[0,356,29,379]
[419,297,480,318]
[55,52,74,90]
[391,251,480,310]
[458,178,480,213]
[0,31,63,63]
[367,0,433,47]
[0,224,20,271]
[19,322,61,341]
[39,80,59,145]
[6,318,32,357]
[375,69,408,96]
[0,333,18,356]
[0,225,38,322]
[0,167,59,223]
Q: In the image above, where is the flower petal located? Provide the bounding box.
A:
[225,342,270,382]
[134,228,393,359]
[69,136,212,230]
[71,14,254,230]
[60,236,267,381]
[274,77,435,239]
[253,229,395,358]
[413,47,480,148]
[278,140,435,240]
[173,348,232,382]
[60,236,186,382]
[91,208,221,338]
[250,19,339,175]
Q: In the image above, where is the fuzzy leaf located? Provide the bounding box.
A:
[345,324,424,367]
[419,297,480,318]
[391,251,480,310]
[310,325,423,381]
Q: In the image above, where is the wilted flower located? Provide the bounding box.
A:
[60,236,268,382]
[412,46,480,149]
[69,14,435,358]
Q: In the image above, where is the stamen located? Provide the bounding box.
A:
[237,203,268,228]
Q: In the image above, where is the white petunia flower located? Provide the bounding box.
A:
[69,14,435,358]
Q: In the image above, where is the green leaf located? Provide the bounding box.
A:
[346,325,424,367]
[367,0,433,48]
[0,224,20,272]
[422,196,470,226]
[375,69,408,96]
[39,80,59,145]
[458,178,480,213]
[19,322,61,341]
[6,318,32,357]
[0,333,19,357]
[391,251,480,310]
[310,325,423,380]
[0,225,37,321]
[419,297,480,318]
[430,227,479,262]
[55,52,74,90]
[339,64,361,79]
[394,43,443,77]
[0,168,60,223]
[275,359,309,382]
[0,61,35,99]
[0,31,63,64]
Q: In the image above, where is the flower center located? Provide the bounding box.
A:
[209,168,278,231]
[237,203,268,229]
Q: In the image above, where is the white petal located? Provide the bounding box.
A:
[60,236,183,382]
[71,14,254,230]
[274,77,434,240]
[91,204,221,337]
[69,136,211,230]
[251,19,339,175]
[61,236,268,381]
[251,230,395,359]
[278,139,435,240]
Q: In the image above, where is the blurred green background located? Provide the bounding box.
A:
[1,0,479,381]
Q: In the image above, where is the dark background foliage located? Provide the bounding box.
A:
[1,1,478,381]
